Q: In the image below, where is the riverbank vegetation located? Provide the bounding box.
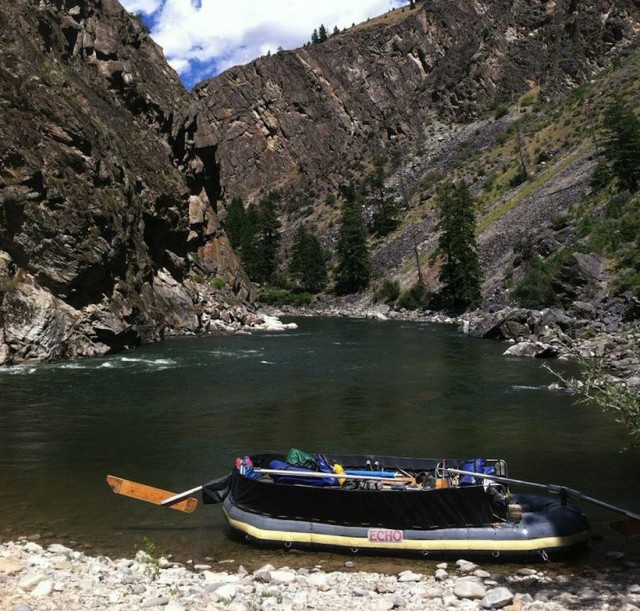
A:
[546,355,640,450]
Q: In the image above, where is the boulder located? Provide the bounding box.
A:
[553,252,608,305]
[503,341,558,358]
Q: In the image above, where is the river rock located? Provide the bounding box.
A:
[270,569,297,584]
[578,587,600,601]
[142,596,170,607]
[0,558,23,574]
[481,586,514,609]
[214,582,239,599]
[435,568,449,581]
[253,569,272,583]
[32,579,54,597]
[306,572,330,590]
[397,570,421,582]
[17,573,45,591]
[455,559,478,573]
[454,577,487,599]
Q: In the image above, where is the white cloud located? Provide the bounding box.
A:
[119,0,408,87]
[121,0,163,15]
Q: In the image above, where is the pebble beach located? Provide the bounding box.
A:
[2,539,640,611]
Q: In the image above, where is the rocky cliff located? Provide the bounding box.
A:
[194,0,640,203]
[0,0,255,365]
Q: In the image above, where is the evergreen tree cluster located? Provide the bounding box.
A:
[366,156,399,237]
[602,101,640,193]
[225,173,483,313]
[289,226,328,292]
[434,182,482,312]
[224,194,327,292]
[335,184,371,295]
[224,192,281,283]
[310,24,340,45]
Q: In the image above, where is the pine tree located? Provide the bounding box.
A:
[255,192,281,282]
[367,157,398,237]
[224,196,245,249]
[435,181,482,311]
[289,225,327,292]
[240,203,260,280]
[311,28,319,45]
[603,102,640,192]
[335,185,370,295]
[318,24,328,43]
[332,25,339,36]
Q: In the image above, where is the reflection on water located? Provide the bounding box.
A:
[1,317,639,570]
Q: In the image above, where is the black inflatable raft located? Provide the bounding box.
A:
[203,452,590,558]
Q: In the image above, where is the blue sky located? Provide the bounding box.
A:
[120,0,408,89]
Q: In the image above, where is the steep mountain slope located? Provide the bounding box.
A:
[194,0,640,203]
[0,0,254,365]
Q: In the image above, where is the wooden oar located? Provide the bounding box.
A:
[106,475,198,513]
[445,468,640,532]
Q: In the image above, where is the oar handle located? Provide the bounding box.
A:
[161,485,203,506]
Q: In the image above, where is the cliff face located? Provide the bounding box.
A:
[194,0,640,202]
[0,0,253,365]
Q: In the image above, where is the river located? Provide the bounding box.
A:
[0,317,638,571]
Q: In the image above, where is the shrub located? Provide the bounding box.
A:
[258,286,312,307]
[494,105,509,120]
[397,284,426,310]
[373,279,400,304]
[513,259,557,308]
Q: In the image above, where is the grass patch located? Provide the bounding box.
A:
[477,142,592,232]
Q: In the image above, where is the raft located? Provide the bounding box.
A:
[202,452,591,558]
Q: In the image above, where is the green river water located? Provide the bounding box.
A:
[1,317,638,571]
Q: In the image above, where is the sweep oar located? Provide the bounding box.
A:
[107,475,198,513]
[445,468,640,528]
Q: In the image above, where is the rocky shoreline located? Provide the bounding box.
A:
[2,539,640,611]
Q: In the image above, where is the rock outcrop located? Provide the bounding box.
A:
[193,0,640,203]
[0,0,255,365]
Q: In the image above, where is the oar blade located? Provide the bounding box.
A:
[609,518,640,537]
[106,475,198,513]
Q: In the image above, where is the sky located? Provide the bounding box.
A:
[119,0,409,89]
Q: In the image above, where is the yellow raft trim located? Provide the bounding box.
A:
[223,508,590,552]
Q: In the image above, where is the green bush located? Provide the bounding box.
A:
[258,286,313,307]
[494,105,509,120]
[397,284,426,310]
[589,162,613,191]
[513,259,557,308]
[373,279,400,304]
